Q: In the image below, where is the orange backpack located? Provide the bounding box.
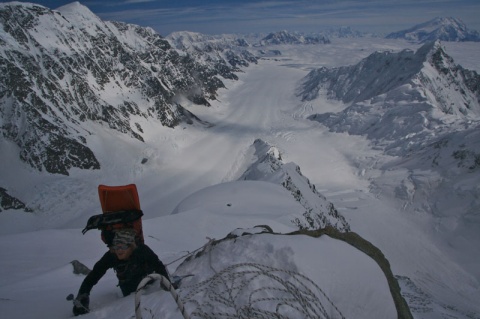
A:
[82,184,144,246]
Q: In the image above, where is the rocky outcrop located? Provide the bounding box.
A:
[0,187,31,212]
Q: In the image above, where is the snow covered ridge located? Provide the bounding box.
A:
[386,17,480,43]
[0,2,238,175]
[238,139,350,232]
[298,41,480,116]
[171,138,350,232]
[300,40,480,154]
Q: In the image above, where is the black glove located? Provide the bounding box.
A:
[72,293,89,316]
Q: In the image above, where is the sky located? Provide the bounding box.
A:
[3,0,480,36]
[1,35,479,317]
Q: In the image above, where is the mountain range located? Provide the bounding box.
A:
[258,30,331,45]
[0,2,338,178]
[1,2,480,317]
[298,41,480,119]
[0,2,237,175]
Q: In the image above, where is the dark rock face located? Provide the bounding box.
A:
[0,187,31,212]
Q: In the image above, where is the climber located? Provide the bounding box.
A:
[72,228,170,316]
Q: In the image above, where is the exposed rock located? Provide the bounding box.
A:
[0,187,32,212]
[71,260,91,275]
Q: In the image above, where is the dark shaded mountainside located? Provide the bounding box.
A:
[0,2,242,176]
[0,187,31,212]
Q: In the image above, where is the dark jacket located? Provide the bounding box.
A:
[78,244,170,296]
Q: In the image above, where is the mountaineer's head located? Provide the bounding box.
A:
[112,229,137,260]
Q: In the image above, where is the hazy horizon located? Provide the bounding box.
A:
[2,0,480,36]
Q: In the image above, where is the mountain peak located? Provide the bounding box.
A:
[297,40,479,113]
[56,1,90,13]
[386,17,480,42]
[302,41,480,156]
[430,17,464,26]
[56,1,103,30]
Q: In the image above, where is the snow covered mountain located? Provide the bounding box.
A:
[166,31,258,71]
[298,41,480,151]
[386,17,480,42]
[0,2,237,175]
[259,30,330,45]
[165,30,331,72]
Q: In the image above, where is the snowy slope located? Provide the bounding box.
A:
[0,182,397,319]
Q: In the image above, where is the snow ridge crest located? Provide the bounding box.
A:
[239,139,350,232]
